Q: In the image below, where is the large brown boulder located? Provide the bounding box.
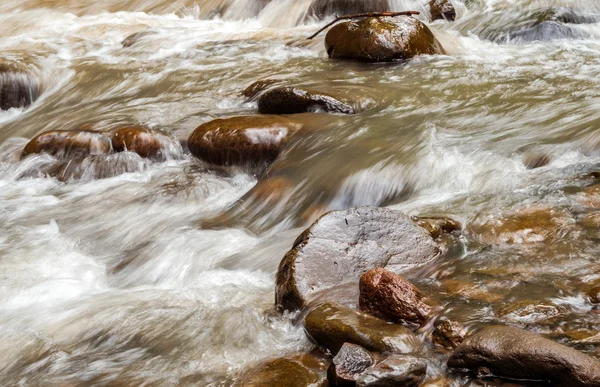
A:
[275,207,440,312]
[304,302,419,355]
[359,268,431,326]
[325,16,444,63]
[237,353,329,387]
[111,126,180,159]
[429,0,456,21]
[187,115,302,167]
[21,130,112,160]
[307,0,389,20]
[0,69,40,111]
[257,87,355,115]
[448,325,600,386]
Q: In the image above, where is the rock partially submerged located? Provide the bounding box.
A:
[257,87,355,115]
[327,343,374,386]
[304,302,419,355]
[275,206,440,312]
[21,130,112,160]
[325,16,444,63]
[412,216,461,239]
[0,69,40,111]
[356,355,427,387]
[187,115,302,167]
[359,268,431,326]
[242,79,286,101]
[111,126,180,159]
[429,0,456,21]
[238,353,329,387]
[448,325,600,386]
[432,320,466,349]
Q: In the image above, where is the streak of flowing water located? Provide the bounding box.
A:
[1,0,600,385]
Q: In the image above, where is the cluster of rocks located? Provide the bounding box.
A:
[238,204,600,386]
[19,126,182,181]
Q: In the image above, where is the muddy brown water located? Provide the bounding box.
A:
[0,0,599,385]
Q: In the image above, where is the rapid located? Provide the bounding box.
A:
[0,0,599,385]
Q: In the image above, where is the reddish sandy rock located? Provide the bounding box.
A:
[429,0,456,21]
[187,115,302,167]
[21,130,112,160]
[359,268,431,326]
[325,16,445,63]
[111,126,178,159]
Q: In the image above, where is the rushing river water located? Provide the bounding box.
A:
[1,0,600,385]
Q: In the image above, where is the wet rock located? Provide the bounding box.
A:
[0,70,40,110]
[47,153,145,182]
[21,130,112,160]
[356,355,427,387]
[447,325,600,386]
[467,207,572,245]
[497,300,565,324]
[325,16,444,63]
[238,353,328,387]
[304,302,419,355]
[419,377,451,387]
[412,216,461,239]
[429,0,456,21]
[111,126,179,159]
[242,79,285,101]
[187,115,302,167]
[327,343,374,386]
[432,320,466,349]
[359,268,431,326]
[307,0,389,20]
[441,279,504,303]
[587,286,600,304]
[258,87,355,115]
[275,206,440,312]
[122,31,157,47]
[523,151,552,169]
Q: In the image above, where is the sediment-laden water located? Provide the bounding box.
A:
[0,0,599,385]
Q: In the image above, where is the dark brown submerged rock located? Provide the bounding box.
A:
[432,320,466,349]
[0,71,40,111]
[356,355,427,387]
[304,302,419,355]
[275,206,440,312]
[238,353,328,387]
[448,325,600,386]
[327,343,374,386]
[325,16,445,63]
[359,268,431,326]
[257,87,355,115]
[429,0,456,21]
[242,79,285,101]
[21,130,112,160]
[187,115,302,167]
[111,126,179,159]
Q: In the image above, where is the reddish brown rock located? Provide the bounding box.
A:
[412,216,461,239]
[325,16,445,63]
[258,87,355,115]
[429,0,456,21]
[242,79,285,101]
[237,353,329,387]
[111,126,178,159]
[432,320,466,349]
[359,268,431,326]
[21,130,112,160]
[187,115,302,167]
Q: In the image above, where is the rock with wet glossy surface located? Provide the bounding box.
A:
[356,355,427,387]
[304,302,419,355]
[429,0,456,21]
[327,343,374,386]
[242,79,285,101]
[275,206,440,312]
[258,87,355,115]
[448,325,600,386]
[0,69,40,111]
[111,126,180,159]
[187,115,302,167]
[497,300,565,324]
[325,17,445,63]
[412,216,461,239]
[432,320,466,349]
[359,268,431,326]
[21,130,112,160]
[238,353,329,387]
[307,0,388,20]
